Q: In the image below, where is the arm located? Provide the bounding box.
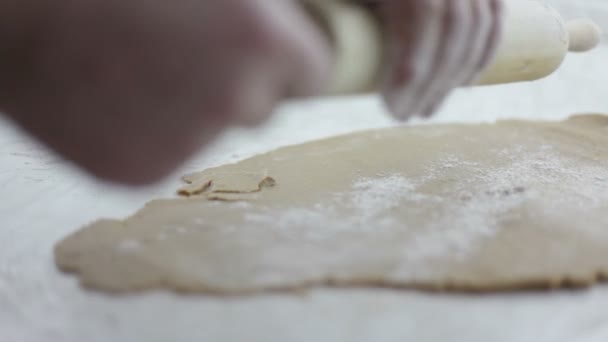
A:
[0,0,502,185]
[0,0,331,185]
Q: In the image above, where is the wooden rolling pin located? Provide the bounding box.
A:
[303,0,603,95]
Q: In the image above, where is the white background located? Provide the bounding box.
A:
[3,1,608,341]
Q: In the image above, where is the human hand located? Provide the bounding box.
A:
[0,0,330,184]
[361,0,503,119]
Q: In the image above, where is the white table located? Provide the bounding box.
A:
[4,3,608,341]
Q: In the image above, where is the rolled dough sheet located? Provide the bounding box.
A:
[55,114,608,294]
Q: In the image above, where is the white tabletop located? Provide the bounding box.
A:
[4,4,608,341]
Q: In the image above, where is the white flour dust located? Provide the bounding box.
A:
[245,174,419,237]
[244,172,528,265]
[112,144,608,274]
[244,144,608,267]
[489,145,608,207]
[116,239,142,253]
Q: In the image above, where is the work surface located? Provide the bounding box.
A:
[4,7,608,342]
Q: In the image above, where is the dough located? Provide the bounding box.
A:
[55,114,608,294]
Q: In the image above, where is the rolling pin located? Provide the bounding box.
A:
[302,0,603,95]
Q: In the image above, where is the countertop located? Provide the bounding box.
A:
[3,2,608,341]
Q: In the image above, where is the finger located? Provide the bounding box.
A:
[405,0,456,118]
[478,0,503,73]
[463,0,503,86]
[229,0,332,126]
[380,0,420,119]
[383,0,445,120]
[271,0,332,98]
[413,0,473,117]
[418,0,484,116]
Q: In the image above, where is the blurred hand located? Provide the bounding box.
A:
[0,0,330,184]
[0,0,503,185]
[361,0,503,119]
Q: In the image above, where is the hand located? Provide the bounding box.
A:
[361,0,503,120]
[0,0,330,185]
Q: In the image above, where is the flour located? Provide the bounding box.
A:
[350,175,418,216]
[244,171,525,269]
[244,143,608,272]
[485,146,608,215]
[244,174,418,239]
[116,239,141,253]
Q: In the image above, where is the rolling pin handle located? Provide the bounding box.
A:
[566,19,603,53]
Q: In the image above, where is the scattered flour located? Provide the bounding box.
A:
[244,144,608,273]
[245,174,419,238]
[111,143,608,282]
[116,239,141,253]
